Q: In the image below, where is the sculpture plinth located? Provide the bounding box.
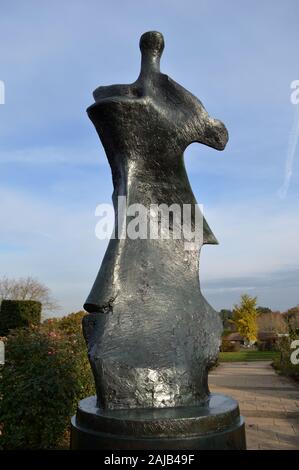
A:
[71,394,245,450]
[71,31,246,449]
[72,394,245,450]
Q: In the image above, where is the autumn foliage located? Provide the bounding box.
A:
[231,294,258,343]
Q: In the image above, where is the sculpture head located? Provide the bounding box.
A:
[89,31,228,155]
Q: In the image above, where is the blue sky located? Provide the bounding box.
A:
[0,0,299,316]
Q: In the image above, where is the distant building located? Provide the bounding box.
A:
[225,332,244,345]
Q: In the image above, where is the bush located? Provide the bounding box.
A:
[0,311,95,449]
[0,300,41,336]
[273,336,299,381]
[221,339,240,352]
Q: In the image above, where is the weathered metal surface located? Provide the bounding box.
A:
[83,31,229,410]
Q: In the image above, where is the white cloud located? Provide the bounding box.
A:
[278,105,299,198]
[0,186,108,316]
[0,143,105,166]
[1,186,298,315]
[200,200,299,282]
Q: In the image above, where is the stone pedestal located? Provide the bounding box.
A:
[71,394,246,450]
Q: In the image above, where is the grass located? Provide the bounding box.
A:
[219,350,280,362]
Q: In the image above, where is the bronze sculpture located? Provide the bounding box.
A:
[71,31,246,449]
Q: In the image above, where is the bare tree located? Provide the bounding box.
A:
[257,312,288,334]
[0,276,60,313]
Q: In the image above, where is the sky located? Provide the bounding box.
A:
[0,0,299,317]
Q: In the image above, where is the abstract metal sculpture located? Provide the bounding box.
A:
[71,31,246,449]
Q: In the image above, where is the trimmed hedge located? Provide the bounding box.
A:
[0,300,41,336]
[0,311,95,449]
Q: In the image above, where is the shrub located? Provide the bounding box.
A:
[221,339,240,352]
[0,311,95,449]
[0,300,41,336]
[43,311,84,336]
[273,336,299,381]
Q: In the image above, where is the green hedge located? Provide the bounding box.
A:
[0,300,41,336]
[0,311,95,449]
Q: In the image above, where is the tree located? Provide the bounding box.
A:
[219,309,234,330]
[256,306,272,315]
[283,305,299,336]
[231,294,258,343]
[257,311,288,334]
[0,276,59,314]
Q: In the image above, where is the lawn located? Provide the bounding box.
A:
[219,350,280,362]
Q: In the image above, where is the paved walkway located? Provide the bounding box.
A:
[209,361,299,449]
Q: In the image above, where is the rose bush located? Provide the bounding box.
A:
[0,311,95,449]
